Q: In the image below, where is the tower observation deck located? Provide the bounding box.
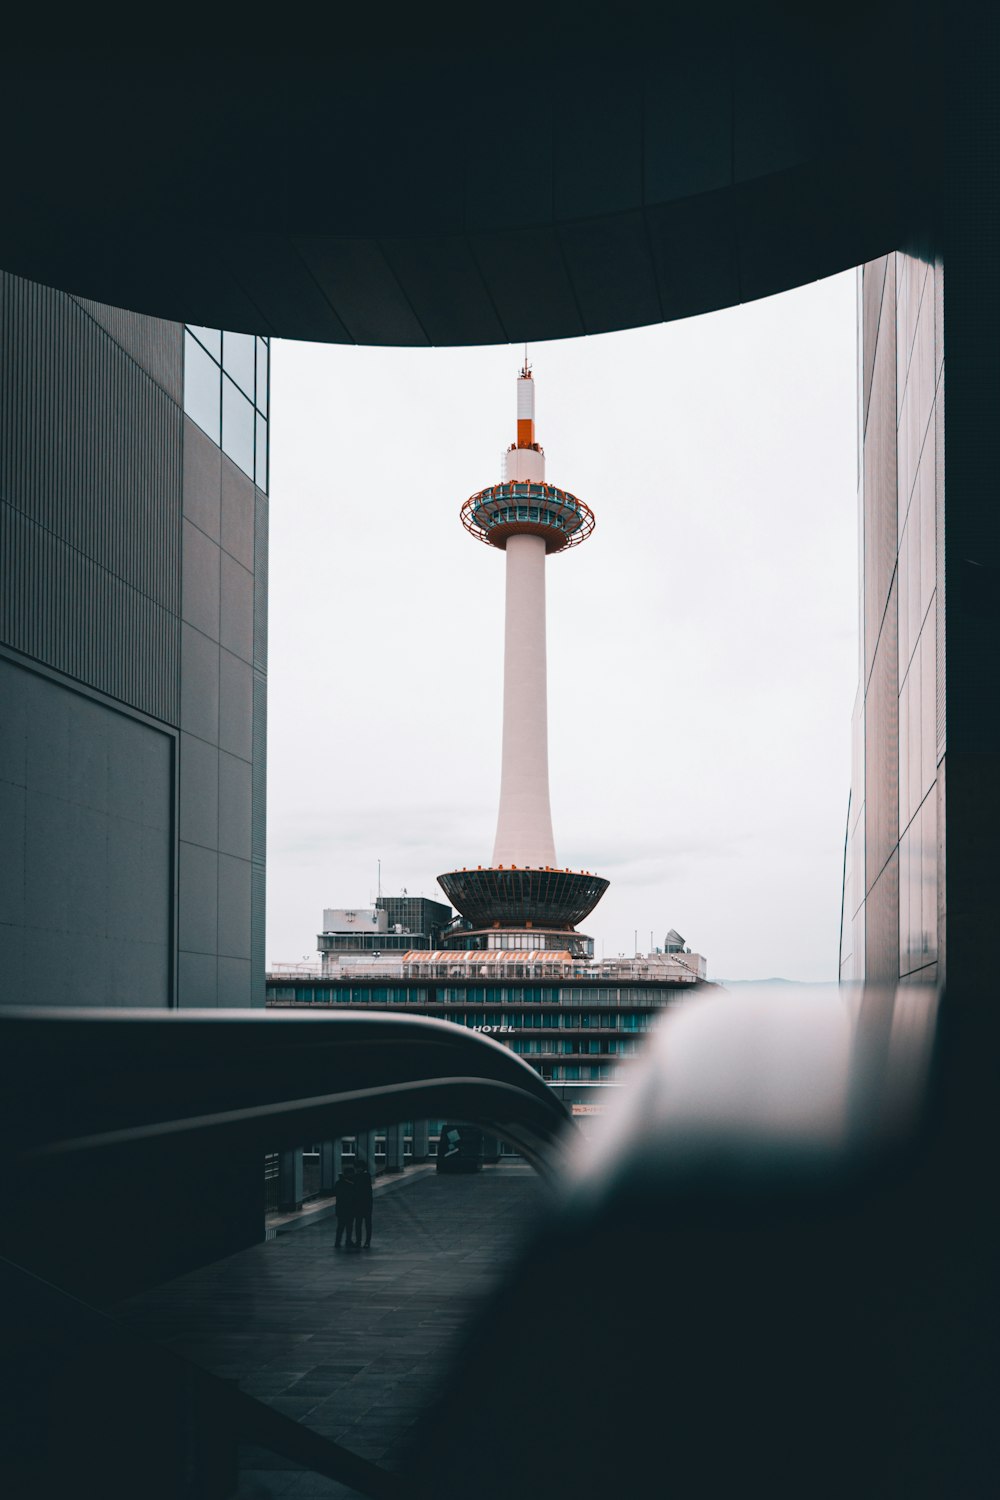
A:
[439,363,608,955]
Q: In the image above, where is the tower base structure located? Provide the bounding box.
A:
[437,867,609,960]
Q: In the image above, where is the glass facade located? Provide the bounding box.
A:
[183,326,269,491]
[265,975,676,1088]
[487,931,547,950]
[319,933,430,953]
[375,896,452,945]
[268,986,430,1005]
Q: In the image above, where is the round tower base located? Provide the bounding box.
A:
[437,867,609,932]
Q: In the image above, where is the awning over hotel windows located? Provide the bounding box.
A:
[403,952,575,965]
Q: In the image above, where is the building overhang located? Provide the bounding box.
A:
[0,8,940,344]
[438,868,609,931]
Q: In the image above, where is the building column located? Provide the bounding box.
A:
[480,1132,501,1164]
[278,1149,303,1212]
[319,1141,340,1194]
[384,1123,404,1173]
[353,1130,372,1174]
[412,1120,429,1162]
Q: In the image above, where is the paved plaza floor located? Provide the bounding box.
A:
[115,1164,547,1498]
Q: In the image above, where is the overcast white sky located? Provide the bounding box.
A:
[265,269,858,981]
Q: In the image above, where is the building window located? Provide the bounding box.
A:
[222,373,255,477]
[223,330,255,397]
[184,326,269,491]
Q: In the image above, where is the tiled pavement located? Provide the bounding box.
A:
[114,1165,547,1498]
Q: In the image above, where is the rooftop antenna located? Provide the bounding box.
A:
[377,859,381,902]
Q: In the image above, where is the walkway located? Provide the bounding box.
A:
[115,1164,547,1498]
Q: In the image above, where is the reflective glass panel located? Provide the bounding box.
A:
[222,375,255,480]
[255,413,268,492]
[184,332,221,442]
[187,325,222,361]
[223,332,256,400]
[256,338,269,416]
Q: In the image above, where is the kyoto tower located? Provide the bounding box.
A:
[438,361,609,958]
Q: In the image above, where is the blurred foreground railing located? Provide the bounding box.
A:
[3,983,987,1499]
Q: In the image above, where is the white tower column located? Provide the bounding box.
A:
[439,357,607,939]
[492,532,557,869]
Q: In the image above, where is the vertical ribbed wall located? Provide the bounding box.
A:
[0,275,182,722]
[843,250,943,986]
[175,420,267,1009]
[0,272,268,1010]
[0,272,185,1006]
[70,296,183,403]
[251,490,269,1005]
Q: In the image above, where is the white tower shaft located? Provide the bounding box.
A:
[440,357,606,931]
[492,532,557,868]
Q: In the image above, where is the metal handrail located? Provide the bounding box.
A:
[0,983,952,1500]
[0,1008,573,1176]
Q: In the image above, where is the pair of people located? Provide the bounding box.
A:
[333,1161,374,1248]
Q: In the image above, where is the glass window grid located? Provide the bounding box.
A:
[222,330,256,399]
[270,981,678,1018]
[268,981,676,1064]
[434,985,678,1006]
[184,325,269,491]
[487,931,547,950]
[187,325,221,360]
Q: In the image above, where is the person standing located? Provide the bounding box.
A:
[334,1165,355,1248]
[353,1162,374,1248]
